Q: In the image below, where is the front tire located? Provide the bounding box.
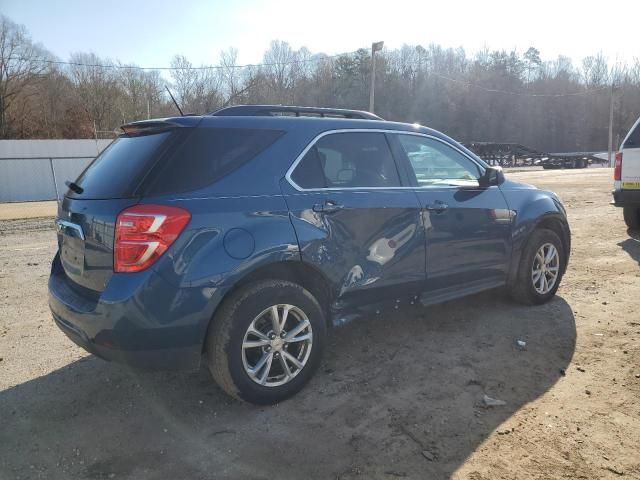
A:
[623,206,640,230]
[206,280,326,404]
[510,229,565,305]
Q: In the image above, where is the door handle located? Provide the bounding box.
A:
[425,202,449,212]
[312,200,344,213]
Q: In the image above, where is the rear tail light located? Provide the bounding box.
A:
[614,151,623,181]
[114,204,191,273]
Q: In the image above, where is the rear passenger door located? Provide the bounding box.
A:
[282,131,426,308]
[389,133,512,297]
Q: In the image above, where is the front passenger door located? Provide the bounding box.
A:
[390,133,512,296]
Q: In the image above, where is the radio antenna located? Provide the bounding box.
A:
[165,86,184,116]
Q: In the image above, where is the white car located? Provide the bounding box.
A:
[613,116,640,229]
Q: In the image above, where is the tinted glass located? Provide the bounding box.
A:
[624,121,640,148]
[291,144,326,188]
[291,132,401,189]
[397,134,482,187]
[143,128,284,195]
[72,132,171,199]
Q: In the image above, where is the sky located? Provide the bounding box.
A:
[2,0,638,68]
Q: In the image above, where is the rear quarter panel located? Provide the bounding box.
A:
[143,194,301,342]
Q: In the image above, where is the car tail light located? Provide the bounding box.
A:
[614,151,623,181]
[114,204,191,273]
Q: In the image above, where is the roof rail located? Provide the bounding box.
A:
[210,105,383,120]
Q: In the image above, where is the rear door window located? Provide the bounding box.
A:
[290,132,401,189]
[143,128,284,195]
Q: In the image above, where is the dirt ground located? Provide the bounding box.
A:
[0,168,639,480]
[0,201,57,221]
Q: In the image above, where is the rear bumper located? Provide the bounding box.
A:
[612,188,640,207]
[51,311,199,370]
[48,254,217,371]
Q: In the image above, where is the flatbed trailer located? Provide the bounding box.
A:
[464,142,608,169]
[541,152,606,169]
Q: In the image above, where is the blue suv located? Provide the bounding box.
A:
[49,105,571,404]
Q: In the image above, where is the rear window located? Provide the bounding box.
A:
[624,121,640,149]
[72,132,171,199]
[142,128,283,196]
[70,127,283,199]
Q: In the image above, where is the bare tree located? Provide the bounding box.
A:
[0,15,52,137]
[582,54,610,87]
[219,48,241,100]
[170,54,197,110]
[170,55,223,114]
[261,40,297,103]
[68,52,123,136]
[3,13,640,152]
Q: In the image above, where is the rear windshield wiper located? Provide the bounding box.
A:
[65,180,84,194]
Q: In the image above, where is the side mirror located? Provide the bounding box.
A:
[478,166,505,188]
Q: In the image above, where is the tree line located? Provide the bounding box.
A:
[1,14,639,153]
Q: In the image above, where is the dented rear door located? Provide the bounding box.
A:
[282,130,426,308]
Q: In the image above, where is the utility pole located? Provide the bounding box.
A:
[369,41,384,113]
[93,119,99,155]
[608,83,616,167]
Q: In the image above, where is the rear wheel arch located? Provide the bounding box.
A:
[202,260,334,353]
[205,279,327,403]
[232,261,334,315]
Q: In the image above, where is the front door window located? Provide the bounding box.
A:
[397,134,482,188]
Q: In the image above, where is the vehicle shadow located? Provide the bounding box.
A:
[619,230,640,264]
[0,293,576,480]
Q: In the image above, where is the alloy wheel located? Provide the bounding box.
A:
[531,242,560,294]
[241,304,313,387]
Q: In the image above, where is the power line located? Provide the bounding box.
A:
[13,50,361,71]
[13,51,612,97]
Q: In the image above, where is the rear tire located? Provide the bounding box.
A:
[206,280,326,405]
[510,229,565,305]
[623,206,640,230]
